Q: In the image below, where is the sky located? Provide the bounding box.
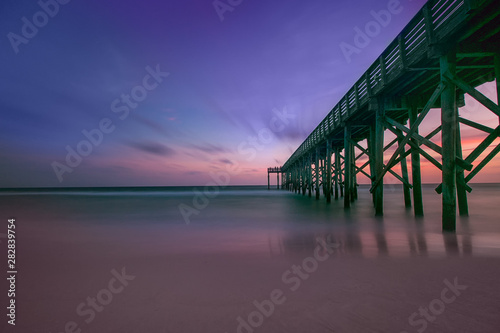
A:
[1,0,499,187]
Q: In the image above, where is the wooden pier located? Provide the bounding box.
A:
[270,0,500,231]
[267,167,282,189]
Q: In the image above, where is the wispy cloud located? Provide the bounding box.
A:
[130,114,171,137]
[218,158,233,165]
[125,141,176,156]
[189,143,232,154]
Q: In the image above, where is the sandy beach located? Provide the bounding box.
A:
[1,186,500,332]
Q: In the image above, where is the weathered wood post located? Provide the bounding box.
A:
[440,50,457,231]
[496,53,500,125]
[315,148,320,200]
[334,147,340,200]
[409,104,424,216]
[397,128,412,208]
[339,151,344,198]
[302,159,307,195]
[351,140,357,202]
[374,101,385,216]
[344,125,352,208]
[293,163,299,193]
[368,126,376,206]
[456,111,468,216]
[308,154,312,197]
[326,140,332,203]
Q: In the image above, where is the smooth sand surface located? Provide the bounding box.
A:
[3,221,499,333]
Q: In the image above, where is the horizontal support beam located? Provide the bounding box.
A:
[435,178,473,194]
[457,52,495,58]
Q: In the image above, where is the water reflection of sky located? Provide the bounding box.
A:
[3,185,500,259]
[143,225,499,259]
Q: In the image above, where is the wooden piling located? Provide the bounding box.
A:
[270,2,500,233]
[440,51,457,231]
[397,128,412,208]
[351,141,357,202]
[344,126,352,208]
[340,153,344,198]
[315,148,320,200]
[307,154,312,198]
[334,147,340,200]
[326,141,332,203]
[368,126,376,206]
[302,160,307,195]
[322,158,328,200]
[456,112,468,216]
[409,105,424,216]
[496,53,500,125]
[374,102,385,216]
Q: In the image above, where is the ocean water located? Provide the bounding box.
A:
[2,184,500,258]
[2,184,500,332]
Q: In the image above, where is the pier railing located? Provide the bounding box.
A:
[282,0,485,170]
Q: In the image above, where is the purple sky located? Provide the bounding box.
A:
[1,0,431,187]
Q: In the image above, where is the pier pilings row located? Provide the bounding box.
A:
[268,0,500,231]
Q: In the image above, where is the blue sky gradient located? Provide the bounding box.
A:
[4,0,476,187]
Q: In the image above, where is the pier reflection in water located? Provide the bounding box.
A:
[266,224,488,259]
[2,184,499,259]
[268,210,500,258]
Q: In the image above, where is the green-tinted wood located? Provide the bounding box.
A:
[440,51,457,232]
[374,103,385,216]
[344,126,352,208]
[410,105,424,216]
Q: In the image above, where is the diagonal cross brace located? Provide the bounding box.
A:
[384,116,443,155]
[436,126,500,193]
[464,125,500,164]
[465,143,500,183]
[385,124,443,171]
[385,118,472,171]
[370,83,445,193]
[443,72,500,117]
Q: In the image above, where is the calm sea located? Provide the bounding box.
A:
[2,183,500,258]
